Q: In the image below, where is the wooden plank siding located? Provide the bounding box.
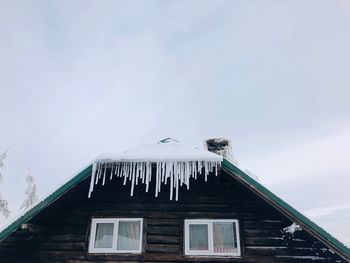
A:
[0,169,346,262]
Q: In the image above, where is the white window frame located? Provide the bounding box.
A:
[184,219,241,257]
[88,218,143,254]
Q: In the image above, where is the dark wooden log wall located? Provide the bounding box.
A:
[0,169,347,263]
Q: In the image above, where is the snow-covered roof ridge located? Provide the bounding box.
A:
[95,138,223,163]
[89,139,223,201]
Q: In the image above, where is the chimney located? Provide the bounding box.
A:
[204,137,235,161]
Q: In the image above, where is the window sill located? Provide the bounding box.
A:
[184,255,242,258]
[88,252,142,255]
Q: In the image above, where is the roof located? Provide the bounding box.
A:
[96,138,222,162]
[0,156,349,260]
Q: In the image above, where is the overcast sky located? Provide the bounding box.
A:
[0,0,349,246]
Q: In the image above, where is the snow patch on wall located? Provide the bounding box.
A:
[283,222,302,234]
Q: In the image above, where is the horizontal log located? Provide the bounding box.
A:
[245,246,326,256]
[244,236,318,248]
[147,234,180,244]
[145,244,180,253]
[69,202,265,213]
[20,223,50,233]
[147,226,180,236]
[147,219,181,226]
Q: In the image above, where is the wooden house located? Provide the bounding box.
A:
[0,138,349,262]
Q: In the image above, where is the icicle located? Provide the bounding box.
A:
[130,164,136,196]
[124,162,127,178]
[110,165,114,180]
[117,163,121,177]
[88,162,97,198]
[191,162,196,177]
[135,162,139,186]
[95,162,101,185]
[155,162,159,197]
[114,164,118,175]
[169,161,174,200]
[158,162,162,194]
[161,162,165,183]
[130,163,133,181]
[123,163,128,185]
[89,158,221,200]
[205,161,209,182]
[141,162,145,183]
[186,162,191,189]
[138,162,142,185]
[98,162,103,180]
[127,162,131,181]
[179,162,183,186]
[145,162,150,192]
[175,163,179,201]
[164,161,169,185]
[102,165,107,186]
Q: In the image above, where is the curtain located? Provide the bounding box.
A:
[94,223,114,248]
[117,221,141,250]
[189,224,208,250]
[213,222,236,253]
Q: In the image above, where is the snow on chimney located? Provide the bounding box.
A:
[204,138,235,162]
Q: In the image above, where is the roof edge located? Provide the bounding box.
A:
[0,164,92,242]
[221,158,350,261]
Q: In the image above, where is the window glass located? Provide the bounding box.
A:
[89,218,143,253]
[94,223,114,248]
[189,224,209,250]
[185,219,240,256]
[117,221,141,251]
[213,222,237,253]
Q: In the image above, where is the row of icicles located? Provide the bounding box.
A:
[88,160,221,201]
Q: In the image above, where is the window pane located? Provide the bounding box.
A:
[189,224,209,250]
[213,222,237,253]
[94,223,114,248]
[117,221,141,251]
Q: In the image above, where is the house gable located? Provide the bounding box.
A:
[0,159,349,262]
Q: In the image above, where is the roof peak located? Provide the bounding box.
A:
[158,138,180,144]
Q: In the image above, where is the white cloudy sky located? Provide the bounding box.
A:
[0,0,350,246]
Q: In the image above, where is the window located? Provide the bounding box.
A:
[184,219,240,256]
[89,218,143,253]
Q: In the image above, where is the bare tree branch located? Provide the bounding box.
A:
[21,168,38,210]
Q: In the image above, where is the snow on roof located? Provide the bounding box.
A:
[96,138,223,163]
[89,138,223,201]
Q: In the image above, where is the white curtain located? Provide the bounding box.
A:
[189,224,208,250]
[213,222,236,252]
[95,223,114,248]
[117,221,141,250]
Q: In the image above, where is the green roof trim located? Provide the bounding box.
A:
[0,164,92,242]
[0,158,349,260]
[222,158,350,260]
